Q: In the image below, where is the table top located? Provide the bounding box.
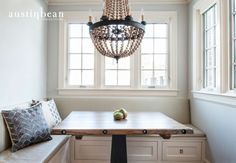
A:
[52,111,193,138]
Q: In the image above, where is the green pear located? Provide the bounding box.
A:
[113,112,124,120]
[119,108,128,119]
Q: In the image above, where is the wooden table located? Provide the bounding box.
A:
[52,111,193,163]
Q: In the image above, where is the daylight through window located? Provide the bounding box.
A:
[141,24,168,88]
[203,5,217,89]
[68,24,95,87]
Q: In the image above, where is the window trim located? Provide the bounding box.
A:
[58,11,178,96]
[231,0,236,90]
[192,0,236,105]
[202,5,217,90]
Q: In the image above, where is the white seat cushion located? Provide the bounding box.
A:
[0,135,70,163]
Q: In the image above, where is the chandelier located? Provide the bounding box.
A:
[87,0,146,62]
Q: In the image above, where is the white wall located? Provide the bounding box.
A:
[188,1,236,163]
[47,3,190,123]
[0,0,48,106]
[190,100,236,163]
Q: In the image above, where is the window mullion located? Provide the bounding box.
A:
[130,54,136,88]
[97,52,103,88]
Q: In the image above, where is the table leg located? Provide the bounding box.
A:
[111,135,127,163]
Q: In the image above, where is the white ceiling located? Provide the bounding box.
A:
[47,0,192,5]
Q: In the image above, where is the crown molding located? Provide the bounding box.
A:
[48,0,191,6]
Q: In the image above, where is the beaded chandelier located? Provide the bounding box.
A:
[88,0,146,62]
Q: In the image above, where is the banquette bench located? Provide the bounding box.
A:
[0,100,209,163]
[0,100,71,163]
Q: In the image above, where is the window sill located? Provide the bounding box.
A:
[192,90,236,107]
[57,88,179,97]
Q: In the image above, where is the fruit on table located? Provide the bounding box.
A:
[113,108,128,120]
[119,108,128,119]
[113,112,124,120]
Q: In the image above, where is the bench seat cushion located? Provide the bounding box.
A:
[0,135,70,163]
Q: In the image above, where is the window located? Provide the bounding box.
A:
[58,12,177,96]
[231,0,236,89]
[141,24,168,88]
[67,24,94,87]
[104,57,130,86]
[192,0,236,105]
[203,5,217,90]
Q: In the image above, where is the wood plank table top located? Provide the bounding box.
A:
[52,111,193,138]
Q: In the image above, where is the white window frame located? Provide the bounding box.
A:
[58,11,178,97]
[231,0,236,90]
[202,5,217,90]
[192,0,236,106]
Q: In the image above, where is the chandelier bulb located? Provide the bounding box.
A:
[89,16,92,22]
[141,8,144,21]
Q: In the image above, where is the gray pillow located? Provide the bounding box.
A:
[1,104,52,152]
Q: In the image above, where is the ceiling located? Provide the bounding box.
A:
[47,0,192,5]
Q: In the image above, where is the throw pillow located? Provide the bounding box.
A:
[1,104,52,152]
[41,99,62,129]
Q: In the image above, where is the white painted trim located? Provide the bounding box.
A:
[193,0,217,14]
[48,0,190,6]
[58,88,179,97]
[192,91,236,107]
[168,12,178,90]
[192,0,230,94]
[220,0,230,93]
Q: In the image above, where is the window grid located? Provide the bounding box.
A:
[104,57,131,87]
[141,23,168,88]
[65,23,171,89]
[203,5,217,89]
[231,0,236,89]
[67,24,94,87]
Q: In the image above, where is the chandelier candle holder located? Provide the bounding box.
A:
[88,0,146,62]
